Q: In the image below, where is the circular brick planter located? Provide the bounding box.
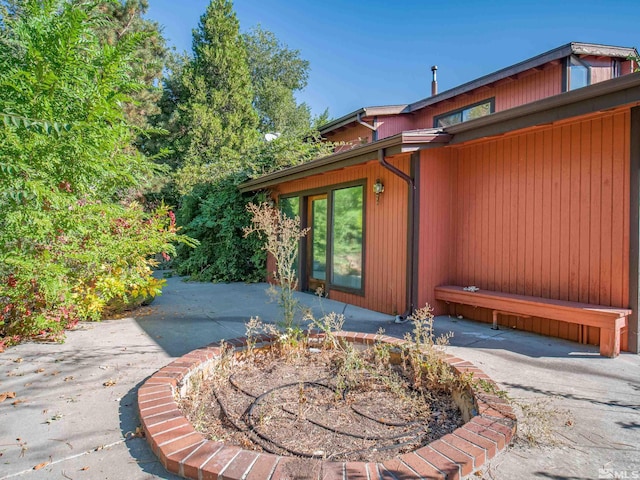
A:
[138,332,516,480]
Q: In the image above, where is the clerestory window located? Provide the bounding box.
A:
[567,55,590,91]
[433,98,495,128]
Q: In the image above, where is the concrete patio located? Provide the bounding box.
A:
[0,276,638,479]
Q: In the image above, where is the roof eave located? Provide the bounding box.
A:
[239,130,450,192]
[408,42,638,113]
[318,108,364,134]
[318,105,409,135]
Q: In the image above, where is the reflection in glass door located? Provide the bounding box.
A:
[307,194,327,292]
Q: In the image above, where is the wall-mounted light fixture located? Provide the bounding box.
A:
[373,179,384,204]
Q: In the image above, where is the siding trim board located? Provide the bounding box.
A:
[629,106,640,353]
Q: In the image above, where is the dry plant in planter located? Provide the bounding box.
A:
[178,304,471,463]
[243,202,309,330]
[174,203,484,462]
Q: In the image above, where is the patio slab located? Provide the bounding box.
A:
[0,276,638,479]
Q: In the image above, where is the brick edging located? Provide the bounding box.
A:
[138,331,516,480]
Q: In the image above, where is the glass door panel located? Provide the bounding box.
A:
[331,185,363,290]
[307,195,327,291]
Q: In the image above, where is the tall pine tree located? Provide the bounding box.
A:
[176,0,258,193]
[158,0,334,283]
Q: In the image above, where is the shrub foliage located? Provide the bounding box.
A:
[175,179,266,283]
[0,0,194,348]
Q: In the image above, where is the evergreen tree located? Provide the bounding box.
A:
[175,0,258,193]
[95,0,167,129]
[149,0,335,283]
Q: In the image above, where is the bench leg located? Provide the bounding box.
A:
[599,327,621,358]
[492,310,499,330]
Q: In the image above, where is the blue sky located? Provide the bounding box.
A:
[146,0,639,120]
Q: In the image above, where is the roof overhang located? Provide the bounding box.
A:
[407,42,638,113]
[318,42,639,135]
[239,130,450,192]
[318,105,408,134]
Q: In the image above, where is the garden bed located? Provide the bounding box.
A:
[138,330,517,480]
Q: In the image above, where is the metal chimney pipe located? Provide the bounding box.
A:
[431,65,438,96]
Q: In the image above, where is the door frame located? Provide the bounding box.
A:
[306,193,328,294]
[279,178,367,297]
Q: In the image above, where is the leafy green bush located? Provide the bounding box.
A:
[0,1,195,349]
[0,201,195,345]
[174,178,267,283]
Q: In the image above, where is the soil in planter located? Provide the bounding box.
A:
[179,344,464,463]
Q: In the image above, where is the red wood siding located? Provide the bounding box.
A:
[324,124,373,152]
[621,60,635,75]
[427,109,631,345]
[583,56,614,85]
[274,156,411,315]
[411,64,563,130]
[375,114,414,140]
[416,148,454,310]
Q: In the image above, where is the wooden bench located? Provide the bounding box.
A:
[434,285,632,357]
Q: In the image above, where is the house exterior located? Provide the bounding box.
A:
[240,42,640,354]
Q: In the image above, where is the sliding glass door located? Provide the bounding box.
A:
[283,181,365,295]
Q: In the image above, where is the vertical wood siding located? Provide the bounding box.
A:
[583,56,614,85]
[416,148,454,309]
[275,156,410,315]
[411,64,563,130]
[325,124,373,152]
[376,115,415,140]
[434,110,630,344]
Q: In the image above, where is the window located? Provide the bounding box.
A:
[568,56,590,91]
[279,196,301,274]
[311,197,327,281]
[280,182,365,295]
[279,196,299,219]
[331,185,363,290]
[433,98,495,128]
